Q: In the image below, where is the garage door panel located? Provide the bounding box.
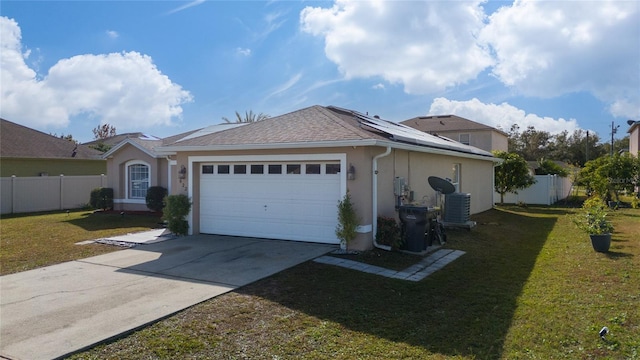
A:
[199,163,341,244]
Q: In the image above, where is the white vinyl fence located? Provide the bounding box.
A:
[1,175,107,215]
[494,174,572,205]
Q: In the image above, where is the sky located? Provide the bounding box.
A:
[1,0,639,144]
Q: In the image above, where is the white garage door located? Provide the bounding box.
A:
[199,161,342,244]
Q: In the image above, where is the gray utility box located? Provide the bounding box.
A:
[444,193,471,223]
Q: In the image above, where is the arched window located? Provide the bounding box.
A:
[127,162,150,199]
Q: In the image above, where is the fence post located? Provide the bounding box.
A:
[11,175,16,214]
[60,174,64,210]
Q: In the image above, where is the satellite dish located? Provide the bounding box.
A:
[428,176,456,195]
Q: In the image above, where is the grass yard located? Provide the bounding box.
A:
[0,210,161,275]
[68,205,639,360]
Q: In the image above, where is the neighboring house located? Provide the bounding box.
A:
[400,115,508,153]
[628,120,640,157]
[105,105,498,251]
[0,118,105,177]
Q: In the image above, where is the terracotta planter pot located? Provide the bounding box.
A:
[589,233,611,252]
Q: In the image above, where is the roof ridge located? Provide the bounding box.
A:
[320,106,381,139]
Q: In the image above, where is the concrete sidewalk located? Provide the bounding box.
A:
[0,235,335,360]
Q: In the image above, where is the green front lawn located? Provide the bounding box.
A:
[0,210,161,275]
[71,205,639,359]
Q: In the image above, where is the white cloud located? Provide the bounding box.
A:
[265,73,302,100]
[372,83,385,90]
[300,0,493,94]
[0,16,193,132]
[106,30,119,39]
[428,97,580,135]
[236,47,252,57]
[480,0,639,118]
[301,0,639,119]
[166,0,205,15]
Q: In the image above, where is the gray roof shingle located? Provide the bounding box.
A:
[167,105,388,147]
[1,119,103,160]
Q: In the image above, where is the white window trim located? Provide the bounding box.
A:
[452,163,461,192]
[125,160,151,202]
[188,153,347,235]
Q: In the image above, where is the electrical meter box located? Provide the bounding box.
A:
[394,177,406,196]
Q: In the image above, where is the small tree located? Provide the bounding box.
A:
[493,151,536,204]
[92,124,116,140]
[335,191,360,250]
[579,153,639,202]
[162,195,192,236]
[145,186,167,212]
[535,159,568,177]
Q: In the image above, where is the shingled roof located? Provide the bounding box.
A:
[401,115,507,136]
[0,119,102,160]
[167,105,385,147]
[161,105,493,158]
[100,128,204,158]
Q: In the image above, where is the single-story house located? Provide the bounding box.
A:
[400,115,508,153]
[106,105,499,250]
[0,118,105,177]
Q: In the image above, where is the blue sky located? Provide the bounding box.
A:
[1,0,639,144]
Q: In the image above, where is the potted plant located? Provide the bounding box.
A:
[572,196,614,252]
[335,191,360,251]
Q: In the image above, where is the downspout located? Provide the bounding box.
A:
[372,146,392,251]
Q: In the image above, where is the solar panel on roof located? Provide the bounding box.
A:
[355,112,492,157]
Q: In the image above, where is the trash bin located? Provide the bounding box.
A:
[398,206,429,252]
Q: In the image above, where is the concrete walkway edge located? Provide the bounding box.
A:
[314,249,465,281]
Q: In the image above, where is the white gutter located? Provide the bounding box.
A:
[160,139,498,162]
[372,146,392,251]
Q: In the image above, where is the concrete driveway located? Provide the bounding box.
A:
[0,235,335,360]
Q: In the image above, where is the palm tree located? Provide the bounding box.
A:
[222,110,270,123]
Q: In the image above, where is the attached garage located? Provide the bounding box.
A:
[193,154,347,244]
[157,105,498,251]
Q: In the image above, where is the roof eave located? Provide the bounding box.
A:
[374,140,498,162]
[159,139,380,152]
[159,138,497,162]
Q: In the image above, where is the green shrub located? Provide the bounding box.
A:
[335,192,360,249]
[162,194,192,236]
[376,216,403,249]
[145,186,167,212]
[89,187,114,210]
[571,195,614,235]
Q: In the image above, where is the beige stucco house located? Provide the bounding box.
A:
[628,120,640,157]
[105,106,498,250]
[401,115,508,153]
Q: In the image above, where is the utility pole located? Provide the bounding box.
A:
[585,130,589,163]
[610,121,619,156]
